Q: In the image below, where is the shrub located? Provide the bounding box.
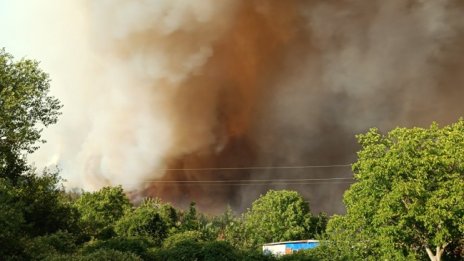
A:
[202,241,240,261]
[24,231,78,260]
[46,249,142,261]
[162,230,204,249]
[80,236,156,260]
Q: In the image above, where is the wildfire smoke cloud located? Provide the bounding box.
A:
[8,0,464,213]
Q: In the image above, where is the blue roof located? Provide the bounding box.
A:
[285,241,319,250]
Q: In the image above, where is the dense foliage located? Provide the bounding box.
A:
[74,186,131,240]
[0,48,61,182]
[324,122,464,261]
[240,190,321,248]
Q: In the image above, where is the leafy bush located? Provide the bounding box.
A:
[162,230,204,248]
[153,239,202,261]
[46,249,142,261]
[115,201,169,246]
[24,231,78,260]
[239,249,277,261]
[201,241,240,261]
[154,238,261,261]
[80,236,156,260]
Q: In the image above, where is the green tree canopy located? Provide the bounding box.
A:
[18,169,80,237]
[0,169,80,259]
[0,49,61,182]
[242,190,314,248]
[114,198,172,245]
[327,120,464,261]
[179,202,200,232]
[74,186,131,239]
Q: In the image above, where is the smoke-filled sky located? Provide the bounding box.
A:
[1,0,464,214]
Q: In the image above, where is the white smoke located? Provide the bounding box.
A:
[2,0,237,190]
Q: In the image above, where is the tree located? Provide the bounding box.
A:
[74,186,131,239]
[0,49,79,259]
[223,210,247,248]
[114,199,169,245]
[0,177,24,257]
[242,190,313,248]
[327,121,464,260]
[213,206,236,239]
[197,206,237,241]
[17,169,80,237]
[307,212,328,237]
[0,48,62,182]
[179,202,200,232]
[0,170,80,259]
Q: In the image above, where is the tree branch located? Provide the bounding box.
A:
[425,247,435,261]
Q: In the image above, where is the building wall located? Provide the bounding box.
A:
[263,244,286,256]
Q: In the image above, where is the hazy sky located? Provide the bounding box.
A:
[0,0,99,186]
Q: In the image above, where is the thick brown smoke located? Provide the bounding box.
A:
[23,0,464,214]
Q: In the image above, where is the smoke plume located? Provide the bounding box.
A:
[9,0,464,213]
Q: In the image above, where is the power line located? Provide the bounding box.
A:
[139,181,354,186]
[158,164,352,171]
[142,177,353,183]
